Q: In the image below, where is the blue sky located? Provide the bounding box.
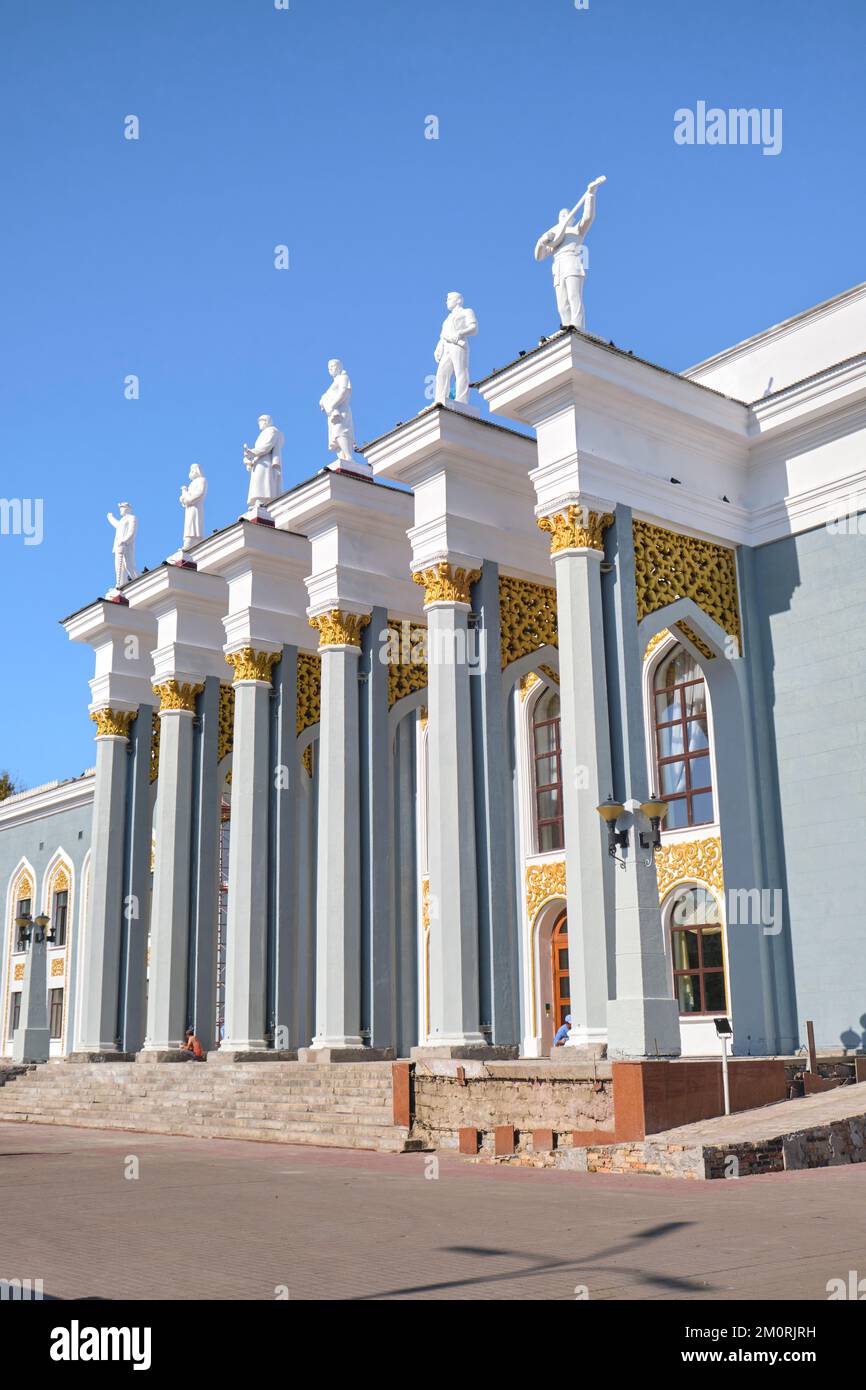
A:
[2,0,864,787]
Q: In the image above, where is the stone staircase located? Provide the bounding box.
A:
[0,1061,417,1153]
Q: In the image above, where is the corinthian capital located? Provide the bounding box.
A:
[152,680,204,712]
[224,647,281,685]
[308,610,371,649]
[537,506,613,556]
[90,706,137,739]
[412,561,481,608]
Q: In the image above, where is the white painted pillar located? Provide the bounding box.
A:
[415,564,486,1049]
[538,508,615,1049]
[141,683,201,1053]
[308,611,368,1051]
[222,648,279,1051]
[75,707,136,1054]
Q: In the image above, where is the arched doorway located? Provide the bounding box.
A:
[551,910,570,1031]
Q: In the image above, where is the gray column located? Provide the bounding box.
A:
[604,506,681,1058]
[270,645,299,1047]
[222,665,273,1051]
[188,677,221,1051]
[119,703,156,1054]
[393,713,418,1056]
[12,931,50,1063]
[360,606,395,1050]
[469,562,519,1045]
[75,713,134,1053]
[142,690,198,1053]
[311,628,364,1049]
[426,600,485,1047]
[551,545,615,1048]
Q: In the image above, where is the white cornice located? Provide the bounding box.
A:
[0,774,94,829]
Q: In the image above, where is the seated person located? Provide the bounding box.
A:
[553,1014,572,1047]
[181,1027,204,1059]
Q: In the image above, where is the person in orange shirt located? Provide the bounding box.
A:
[181,1027,204,1059]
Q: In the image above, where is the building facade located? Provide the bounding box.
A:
[5,282,866,1062]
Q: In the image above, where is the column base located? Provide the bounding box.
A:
[410,1043,519,1061]
[66,1051,136,1063]
[208,1049,298,1063]
[298,1045,395,1064]
[12,1029,50,1064]
[606,996,681,1059]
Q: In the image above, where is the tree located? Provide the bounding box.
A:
[0,770,19,802]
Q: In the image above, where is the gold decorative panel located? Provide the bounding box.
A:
[218,684,235,763]
[633,520,741,651]
[225,648,280,685]
[537,506,613,555]
[655,835,724,901]
[421,878,430,931]
[296,653,321,736]
[499,575,558,670]
[13,963,24,982]
[50,958,65,977]
[525,860,566,921]
[413,563,480,608]
[386,620,428,708]
[150,712,160,783]
[644,623,714,663]
[309,610,370,649]
[90,707,137,739]
[52,867,69,894]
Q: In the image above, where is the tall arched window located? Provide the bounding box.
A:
[668,886,726,1014]
[532,686,564,852]
[653,645,714,830]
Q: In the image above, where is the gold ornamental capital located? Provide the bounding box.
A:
[90,706,137,740]
[412,562,481,608]
[152,680,204,713]
[225,647,281,685]
[308,610,371,650]
[537,506,613,556]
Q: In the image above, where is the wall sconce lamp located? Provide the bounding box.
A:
[14,909,54,946]
[596,797,628,861]
[638,795,669,857]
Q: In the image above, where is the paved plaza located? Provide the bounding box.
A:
[2,1122,865,1301]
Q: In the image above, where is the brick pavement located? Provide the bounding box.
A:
[1,1121,865,1300]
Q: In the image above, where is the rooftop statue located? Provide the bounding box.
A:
[534,175,606,331]
[106,501,137,596]
[179,464,207,551]
[243,414,284,518]
[433,291,478,406]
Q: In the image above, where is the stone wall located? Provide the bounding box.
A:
[410,1059,613,1152]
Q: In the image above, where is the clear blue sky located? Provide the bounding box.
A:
[2,0,864,788]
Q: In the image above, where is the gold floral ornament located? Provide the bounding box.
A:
[225,648,280,685]
[633,520,741,653]
[149,711,160,783]
[50,958,64,977]
[525,860,566,920]
[499,574,558,669]
[644,623,715,663]
[52,867,69,894]
[152,680,204,712]
[218,684,235,762]
[14,963,24,982]
[655,835,724,901]
[412,562,480,608]
[309,610,371,649]
[297,652,321,780]
[386,620,428,707]
[90,707,137,739]
[537,506,613,556]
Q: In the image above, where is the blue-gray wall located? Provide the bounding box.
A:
[749,519,866,1050]
[0,781,94,1049]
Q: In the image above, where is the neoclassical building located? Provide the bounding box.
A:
[4,280,866,1063]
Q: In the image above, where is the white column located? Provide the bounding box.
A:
[141,683,201,1053]
[75,707,136,1054]
[221,648,279,1051]
[415,564,486,1050]
[538,508,615,1050]
[308,611,367,1051]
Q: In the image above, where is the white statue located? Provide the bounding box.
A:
[319,359,356,467]
[434,291,478,406]
[180,464,207,550]
[243,414,284,515]
[534,175,606,331]
[106,502,137,593]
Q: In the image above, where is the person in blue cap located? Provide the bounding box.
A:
[553,1014,572,1046]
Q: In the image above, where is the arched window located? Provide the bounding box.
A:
[653,645,714,830]
[669,886,726,1014]
[532,687,564,852]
